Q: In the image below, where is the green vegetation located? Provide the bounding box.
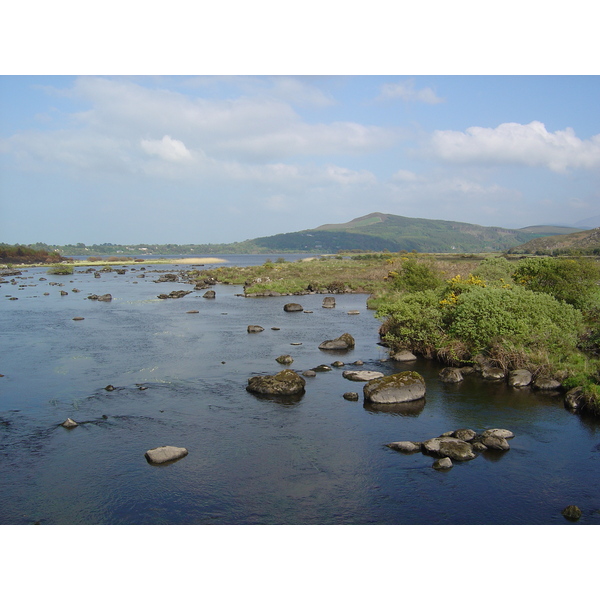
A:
[47,264,74,275]
[0,244,66,265]
[198,252,600,414]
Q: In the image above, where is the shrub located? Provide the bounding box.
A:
[472,256,515,287]
[47,264,74,275]
[446,285,584,355]
[387,257,443,293]
[512,256,600,310]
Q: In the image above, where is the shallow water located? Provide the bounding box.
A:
[1,258,599,524]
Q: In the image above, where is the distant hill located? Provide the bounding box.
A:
[517,225,585,235]
[508,227,600,255]
[251,212,553,254]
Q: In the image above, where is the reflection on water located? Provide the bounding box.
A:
[1,257,600,525]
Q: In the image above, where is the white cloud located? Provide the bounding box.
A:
[427,121,600,172]
[140,135,192,162]
[379,79,444,104]
[391,169,420,182]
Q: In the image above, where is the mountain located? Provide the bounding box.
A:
[508,227,600,255]
[251,212,552,254]
[575,215,600,229]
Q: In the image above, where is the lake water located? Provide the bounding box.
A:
[1,255,599,525]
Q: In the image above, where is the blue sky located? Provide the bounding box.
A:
[1,74,599,245]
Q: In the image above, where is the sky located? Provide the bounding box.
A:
[1,6,599,247]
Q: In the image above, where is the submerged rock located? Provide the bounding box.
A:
[363,371,426,404]
[318,333,355,351]
[246,369,306,397]
[561,505,582,521]
[145,446,188,465]
[439,367,463,383]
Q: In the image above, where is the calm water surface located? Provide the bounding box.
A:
[1,256,599,524]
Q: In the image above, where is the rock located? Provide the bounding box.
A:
[452,428,477,442]
[246,369,306,397]
[460,366,476,375]
[387,441,421,453]
[342,370,384,382]
[303,310,313,314]
[158,290,192,299]
[482,366,505,380]
[352,360,364,366]
[60,290,68,296]
[105,385,115,391]
[284,303,303,312]
[422,437,476,461]
[477,434,510,451]
[565,387,584,411]
[347,310,360,315]
[508,369,532,387]
[439,367,463,383]
[187,310,199,314]
[472,442,488,452]
[97,293,112,301]
[331,361,345,368]
[145,446,188,465]
[433,457,453,470]
[313,364,332,372]
[561,505,582,521]
[247,325,265,333]
[203,290,216,299]
[533,378,561,390]
[391,350,417,362]
[61,418,78,429]
[72,317,85,321]
[322,297,336,308]
[318,333,355,351]
[276,355,294,365]
[302,370,317,377]
[72,288,81,293]
[271,327,280,331]
[363,371,426,404]
[343,392,359,401]
[483,428,514,439]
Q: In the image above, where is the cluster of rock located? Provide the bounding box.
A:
[437,363,561,390]
[157,290,192,299]
[387,427,514,470]
[86,293,112,302]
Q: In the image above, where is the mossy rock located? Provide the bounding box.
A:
[363,371,426,404]
[246,369,306,397]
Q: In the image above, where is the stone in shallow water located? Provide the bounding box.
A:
[61,418,78,429]
[387,441,421,454]
[561,505,582,521]
[433,457,453,470]
[342,370,384,382]
[363,371,426,404]
[145,446,189,465]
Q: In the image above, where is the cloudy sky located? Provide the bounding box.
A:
[2,74,599,245]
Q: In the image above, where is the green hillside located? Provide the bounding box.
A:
[508,227,600,255]
[253,212,544,253]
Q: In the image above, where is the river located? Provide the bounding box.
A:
[1,255,599,524]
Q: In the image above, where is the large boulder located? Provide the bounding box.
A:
[363,371,426,404]
[145,446,188,464]
[246,369,306,397]
[284,303,303,312]
[342,370,384,382]
[422,436,476,461]
[508,369,532,387]
[318,333,355,351]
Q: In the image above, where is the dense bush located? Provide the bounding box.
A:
[512,256,600,310]
[387,257,443,293]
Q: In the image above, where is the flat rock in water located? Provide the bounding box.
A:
[247,325,264,333]
[145,446,188,464]
[483,428,514,439]
[342,370,384,382]
[391,350,417,362]
[363,371,426,404]
[387,441,421,453]
[302,370,317,377]
[478,434,510,451]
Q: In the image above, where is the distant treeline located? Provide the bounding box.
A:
[0,244,67,264]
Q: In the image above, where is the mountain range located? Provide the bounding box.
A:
[250,212,585,254]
